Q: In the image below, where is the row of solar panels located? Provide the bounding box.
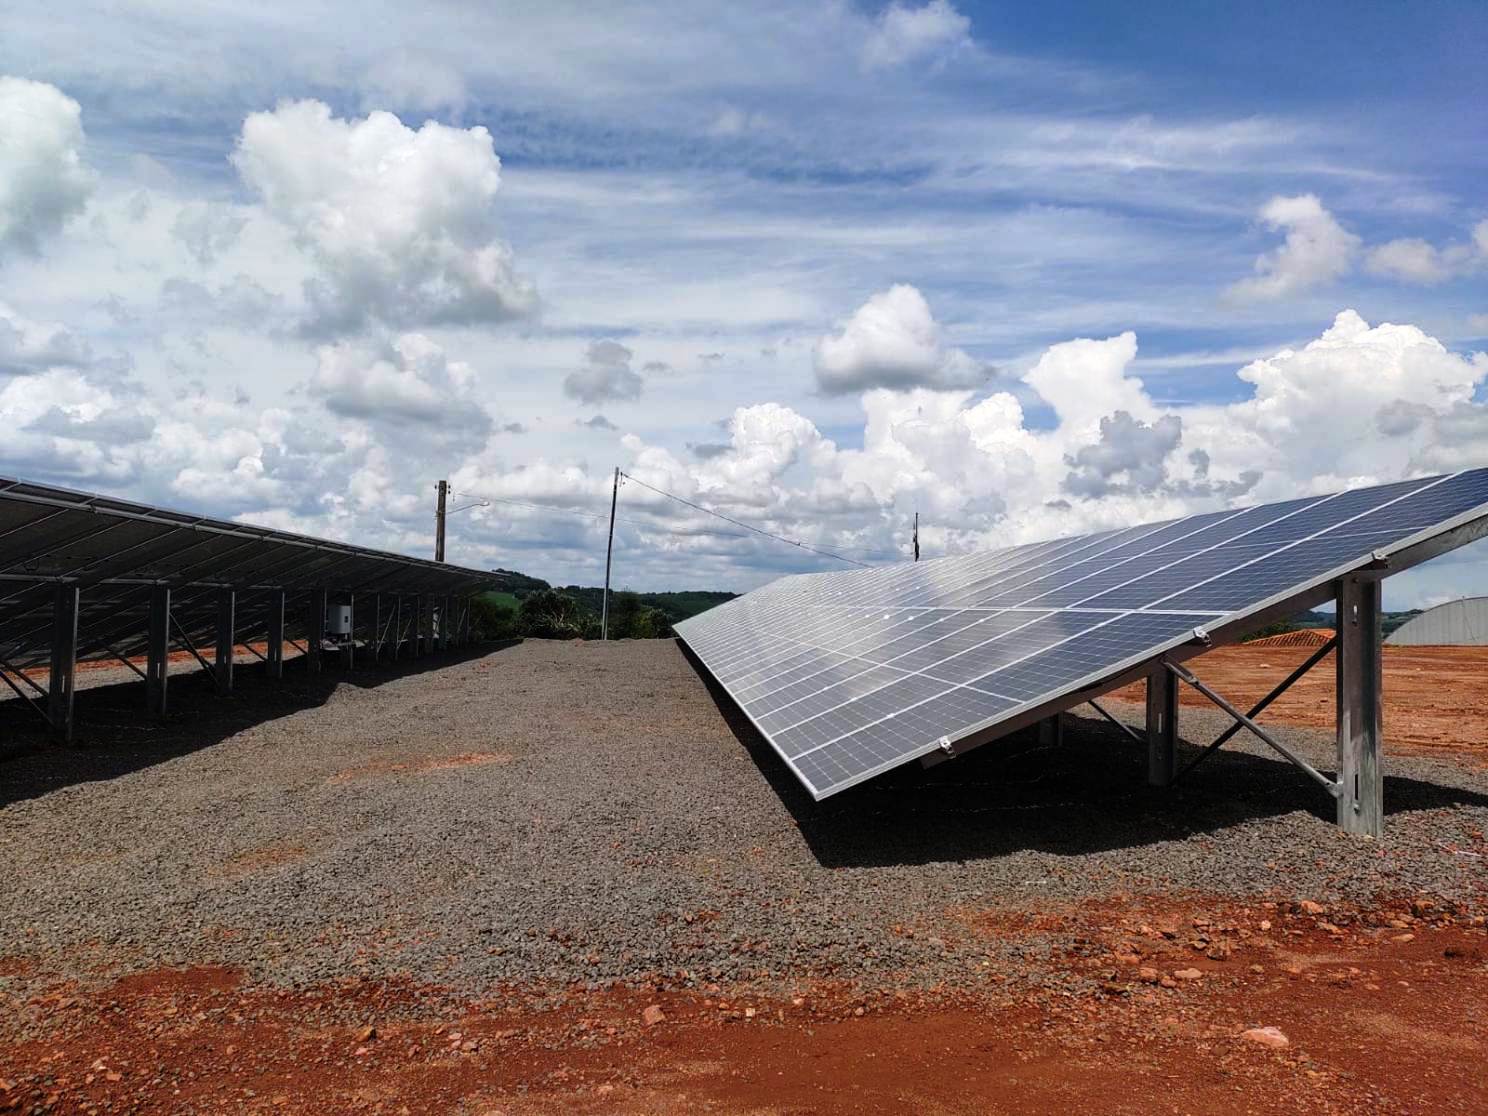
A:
[0,476,493,673]
[677,468,1488,799]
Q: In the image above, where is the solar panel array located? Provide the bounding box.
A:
[676,468,1488,800]
[0,476,492,674]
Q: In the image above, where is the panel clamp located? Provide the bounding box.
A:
[1191,626,1212,646]
[937,736,954,755]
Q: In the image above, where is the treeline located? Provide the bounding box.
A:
[471,578,735,641]
[1241,607,1422,642]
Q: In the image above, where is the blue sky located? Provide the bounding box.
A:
[1,0,1485,604]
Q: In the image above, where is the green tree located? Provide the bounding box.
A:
[470,593,518,639]
[517,589,589,639]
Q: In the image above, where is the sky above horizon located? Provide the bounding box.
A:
[2,0,1487,607]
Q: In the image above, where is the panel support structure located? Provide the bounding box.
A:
[266,588,285,679]
[1037,714,1062,749]
[214,587,235,695]
[48,584,79,742]
[345,594,355,671]
[413,594,425,657]
[1146,667,1178,787]
[1336,575,1384,836]
[147,585,170,718]
[308,589,326,675]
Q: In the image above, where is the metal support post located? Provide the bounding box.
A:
[1037,713,1062,749]
[1146,666,1178,786]
[266,589,285,679]
[308,589,326,674]
[1336,575,1384,836]
[147,585,170,718]
[214,587,235,695]
[440,595,451,652]
[414,594,425,657]
[345,594,355,671]
[602,466,618,640]
[373,594,382,661]
[48,584,79,742]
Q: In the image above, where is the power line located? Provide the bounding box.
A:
[455,491,762,543]
[617,471,871,568]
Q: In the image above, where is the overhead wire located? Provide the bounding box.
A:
[454,491,765,544]
[617,471,871,568]
[458,484,878,567]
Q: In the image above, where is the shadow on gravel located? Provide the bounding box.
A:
[0,641,520,808]
[680,641,1488,868]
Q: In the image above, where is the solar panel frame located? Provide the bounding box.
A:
[678,469,1488,800]
[0,475,495,674]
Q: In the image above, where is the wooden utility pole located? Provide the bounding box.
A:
[435,479,448,562]
[913,511,920,562]
[602,467,619,640]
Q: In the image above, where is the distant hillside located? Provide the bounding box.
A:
[1243,607,1422,642]
[558,586,735,626]
[489,568,552,595]
[473,570,734,640]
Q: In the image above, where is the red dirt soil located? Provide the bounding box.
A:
[1110,643,1488,765]
[3,898,1485,1114]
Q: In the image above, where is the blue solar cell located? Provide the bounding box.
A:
[674,468,1488,799]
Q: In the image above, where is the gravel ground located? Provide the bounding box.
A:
[2,637,1486,999]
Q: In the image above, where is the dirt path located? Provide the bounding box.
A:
[3,899,1484,1114]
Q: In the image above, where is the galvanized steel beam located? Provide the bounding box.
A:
[214,587,235,695]
[266,588,285,679]
[1336,575,1384,836]
[147,586,170,718]
[1145,667,1177,787]
[48,584,79,742]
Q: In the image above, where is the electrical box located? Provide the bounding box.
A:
[326,604,352,636]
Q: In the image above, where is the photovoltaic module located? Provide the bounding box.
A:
[676,469,1488,799]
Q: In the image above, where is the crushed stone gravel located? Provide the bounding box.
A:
[2,638,1485,999]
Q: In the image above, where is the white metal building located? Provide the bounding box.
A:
[1386,597,1488,645]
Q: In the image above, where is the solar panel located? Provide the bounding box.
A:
[676,468,1488,799]
[0,475,493,675]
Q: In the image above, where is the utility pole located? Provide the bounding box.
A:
[913,510,920,562]
[602,467,619,640]
[435,479,448,562]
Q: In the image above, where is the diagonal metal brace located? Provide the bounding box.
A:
[1166,661,1341,798]
[170,613,216,680]
[0,653,48,698]
[1175,636,1338,783]
[0,663,51,727]
[1087,698,1145,746]
[101,644,149,682]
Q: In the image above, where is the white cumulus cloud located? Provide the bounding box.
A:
[1365,222,1488,285]
[231,99,536,334]
[862,0,972,70]
[0,301,91,375]
[815,284,987,395]
[0,76,95,255]
[311,332,492,437]
[564,339,644,404]
[1228,194,1359,302]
